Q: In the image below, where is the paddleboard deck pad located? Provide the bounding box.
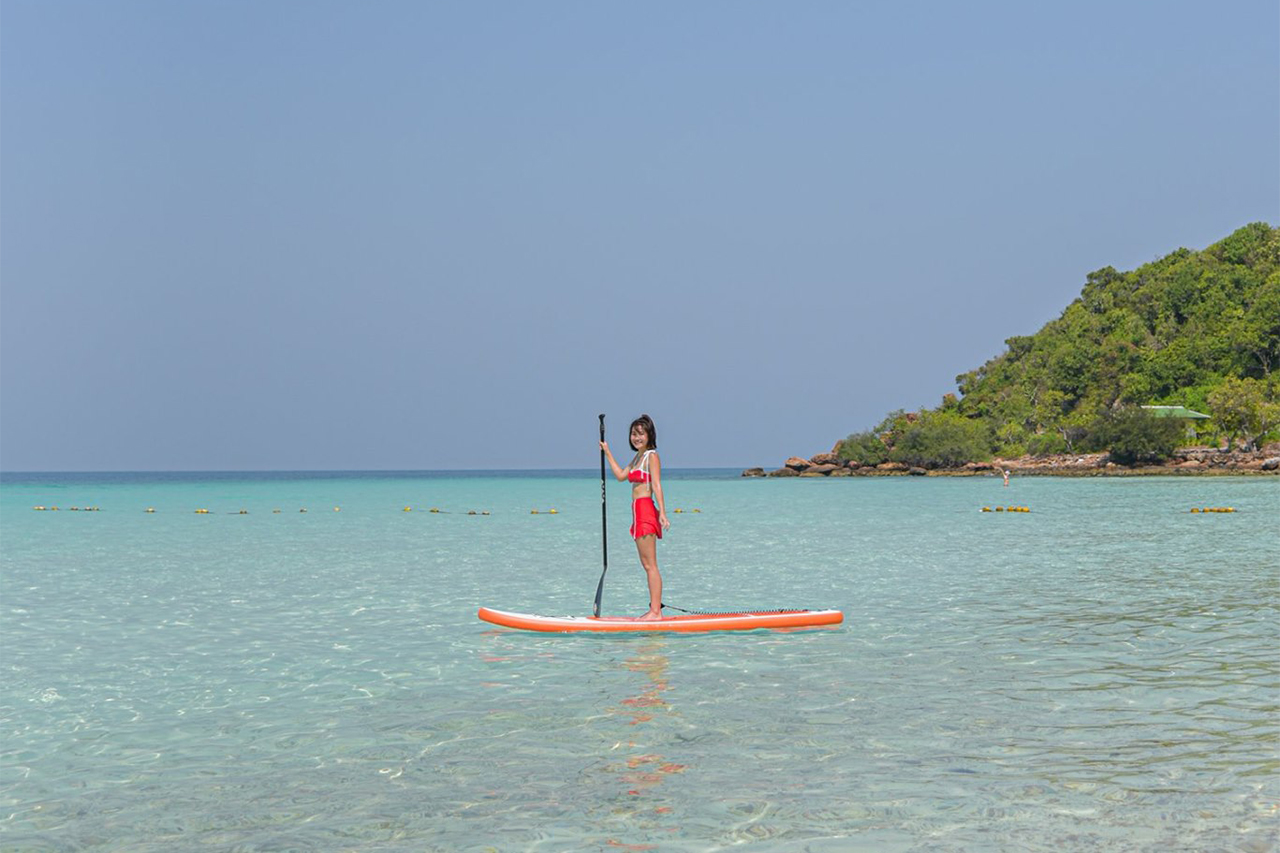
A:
[478,606,843,633]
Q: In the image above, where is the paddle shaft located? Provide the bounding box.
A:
[594,414,608,617]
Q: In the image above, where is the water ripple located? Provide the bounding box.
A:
[2,474,1277,850]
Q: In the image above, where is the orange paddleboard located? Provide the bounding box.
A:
[477,606,843,633]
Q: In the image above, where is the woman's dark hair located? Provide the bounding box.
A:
[629,414,657,451]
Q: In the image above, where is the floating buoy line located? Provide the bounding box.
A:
[982,506,1031,513]
[1190,507,1236,513]
[36,505,518,515]
[34,505,705,516]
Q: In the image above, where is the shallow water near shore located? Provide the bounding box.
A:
[2,470,1277,851]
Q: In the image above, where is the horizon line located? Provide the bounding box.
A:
[0,465,747,475]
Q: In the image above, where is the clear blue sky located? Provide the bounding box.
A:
[2,1,1277,471]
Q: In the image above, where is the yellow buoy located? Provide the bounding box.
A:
[334,507,340,512]
[531,509,539,514]
[273,509,281,513]
[146,507,155,513]
[430,508,441,513]
[692,508,701,513]
[549,509,558,514]
[300,508,307,513]
[403,506,412,512]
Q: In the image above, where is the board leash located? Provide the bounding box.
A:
[661,602,814,616]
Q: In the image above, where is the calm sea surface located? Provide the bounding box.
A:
[1,470,1277,852]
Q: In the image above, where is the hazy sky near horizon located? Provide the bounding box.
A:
[2,1,1277,471]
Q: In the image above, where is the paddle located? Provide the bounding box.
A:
[593,414,609,617]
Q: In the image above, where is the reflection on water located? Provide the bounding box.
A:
[594,642,687,848]
[614,645,686,789]
[617,644,673,727]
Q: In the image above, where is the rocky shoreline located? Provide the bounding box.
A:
[743,445,1280,478]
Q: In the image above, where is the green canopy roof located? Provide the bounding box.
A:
[1141,405,1210,419]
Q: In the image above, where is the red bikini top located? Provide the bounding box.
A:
[627,451,653,483]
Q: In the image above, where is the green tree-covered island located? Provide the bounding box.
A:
[751,222,1280,477]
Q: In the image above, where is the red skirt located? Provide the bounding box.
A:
[630,497,662,540]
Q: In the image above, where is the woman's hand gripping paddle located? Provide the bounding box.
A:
[594,414,608,617]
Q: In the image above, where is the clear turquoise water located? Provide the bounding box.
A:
[1,471,1277,851]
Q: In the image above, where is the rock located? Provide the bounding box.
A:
[741,467,765,477]
[1178,460,1201,468]
[806,463,838,475]
[809,452,840,466]
[1262,457,1280,471]
[844,459,863,469]
[829,467,852,477]
[876,461,908,472]
[799,470,827,477]
[768,467,799,477]
[785,456,811,471]
[908,466,927,476]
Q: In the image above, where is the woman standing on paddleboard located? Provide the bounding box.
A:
[600,414,671,621]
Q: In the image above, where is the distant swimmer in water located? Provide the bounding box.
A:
[1003,469,1010,487]
[600,414,671,621]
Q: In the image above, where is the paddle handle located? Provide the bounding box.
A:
[594,414,608,617]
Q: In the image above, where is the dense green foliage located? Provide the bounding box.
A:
[837,428,891,466]
[838,408,991,469]
[1087,406,1184,464]
[839,223,1280,464]
[1206,376,1280,451]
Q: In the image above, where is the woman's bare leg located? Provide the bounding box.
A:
[635,535,662,620]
